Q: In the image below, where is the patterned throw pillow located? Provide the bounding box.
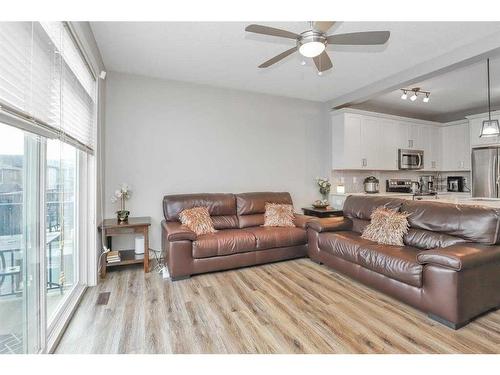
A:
[263,203,295,227]
[361,206,410,246]
[179,206,217,236]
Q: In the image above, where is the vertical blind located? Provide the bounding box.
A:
[0,22,96,153]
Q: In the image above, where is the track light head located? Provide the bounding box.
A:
[401,90,407,100]
[410,92,418,101]
[423,93,430,103]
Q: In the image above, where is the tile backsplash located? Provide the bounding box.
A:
[332,170,471,193]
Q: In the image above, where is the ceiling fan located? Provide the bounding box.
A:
[245,21,390,74]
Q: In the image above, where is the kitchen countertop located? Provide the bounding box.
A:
[330,191,500,208]
[330,191,471,197]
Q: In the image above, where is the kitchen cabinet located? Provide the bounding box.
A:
[421,126,440,170]
[331,110,441,171]
[360,117,381,169]
[332,113,382,169]
[332,113,362,169]
[408,124,423,149]
[378,119,400,170]
[441,123,470,171]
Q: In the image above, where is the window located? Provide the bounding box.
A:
[0,21,96,354]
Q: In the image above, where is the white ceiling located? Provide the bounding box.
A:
[352,56,500,122]
[91,21,500,103]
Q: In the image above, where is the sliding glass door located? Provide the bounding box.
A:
[0,123,41,354]
[46,139,78,326]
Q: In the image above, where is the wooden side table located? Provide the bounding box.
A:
[98,216,151,278]
[302,207,343,218]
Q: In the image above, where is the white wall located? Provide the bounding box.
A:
[105,72,330,251]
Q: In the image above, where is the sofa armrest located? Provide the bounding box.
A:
[307,217,353,233]
[417,244,500,271]
[162,220,197,241]
[294,214,315,229]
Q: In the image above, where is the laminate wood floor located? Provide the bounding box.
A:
[55,259,500,353]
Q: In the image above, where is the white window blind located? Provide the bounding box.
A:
[0,22,96,153]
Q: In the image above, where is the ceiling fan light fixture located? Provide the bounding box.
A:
[299,41,326,58]
[297,31,327,58]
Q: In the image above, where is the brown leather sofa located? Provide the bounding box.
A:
[161,192,311,281]
[307,195,500,329]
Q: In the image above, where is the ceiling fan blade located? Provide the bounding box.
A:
[258,47,297,68]
[245,24,299,40]
[313,51,333,72]
[327,31,390,45]
[313,21,336,33]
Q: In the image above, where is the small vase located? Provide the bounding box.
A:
[319,188,330,204]
[117,210,130,223]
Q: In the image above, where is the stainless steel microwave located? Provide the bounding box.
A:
[398,149,424,170]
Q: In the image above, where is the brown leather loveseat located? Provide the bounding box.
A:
[161,192,311,280]
[307,195,500,329]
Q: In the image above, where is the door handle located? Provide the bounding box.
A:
[416,155,422,168]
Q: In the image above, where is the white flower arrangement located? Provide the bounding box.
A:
[316,177,331,193]
[111,183,132,211]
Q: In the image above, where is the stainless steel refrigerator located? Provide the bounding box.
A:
[472,147,500,197]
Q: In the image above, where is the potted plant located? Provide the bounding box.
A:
[111,183,132,222]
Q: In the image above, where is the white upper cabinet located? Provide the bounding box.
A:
[441,122,471,171]
[332,113,362,169]
[378,119,400,170]
[407,123,423,150]
[331,110,442,171]
[421,125,441,170]
[360,116,381,169]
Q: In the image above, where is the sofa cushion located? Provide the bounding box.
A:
[243,226,307,250]
[361,206,410,246]
[403,228,468,250]
[318,231,363,264]
[236,192,293,228]
[179,206,217,235]
[318,231,423,287]
[343,195,405,221]
[192,229,257,259]
[402,200,500,245]
[263,203,295,227]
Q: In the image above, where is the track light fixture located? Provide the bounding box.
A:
[400,87,431,103]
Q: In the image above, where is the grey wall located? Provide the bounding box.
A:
[105,72,330,250]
